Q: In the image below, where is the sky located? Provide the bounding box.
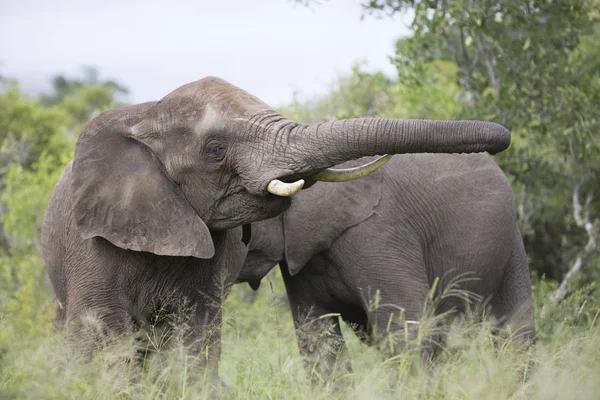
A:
[0,0,411,107]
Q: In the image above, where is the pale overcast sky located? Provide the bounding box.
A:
[0,0,411,107]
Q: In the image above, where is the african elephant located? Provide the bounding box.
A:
[237,153,535,379]
[41,76,511,380]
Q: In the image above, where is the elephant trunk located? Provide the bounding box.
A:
[286,118,510,177]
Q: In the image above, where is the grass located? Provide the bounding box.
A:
[0,271,599,400]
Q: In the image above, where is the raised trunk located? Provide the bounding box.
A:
[289,118,510,175]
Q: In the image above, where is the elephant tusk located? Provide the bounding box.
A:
[267,179,305,197]
[312,154,393,182]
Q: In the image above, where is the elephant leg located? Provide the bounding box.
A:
[133,293,226,393]
[491,229,536,343]
[295,307,350,383]
[369,300,435,367]
[174,296,224,390]
[485,229,536,384]
[190,310,222,373]
[362,262,437,367]
[60,295,132,363]
[280,263,352,384]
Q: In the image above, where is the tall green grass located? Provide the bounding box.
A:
[0,270,598,399]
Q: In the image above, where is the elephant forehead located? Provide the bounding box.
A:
[163,76,270,117]
[193,104,224,134]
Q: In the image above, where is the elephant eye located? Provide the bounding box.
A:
[204,139,227,161]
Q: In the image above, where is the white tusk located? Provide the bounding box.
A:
[267,179,305,197]
[312,154,393,182]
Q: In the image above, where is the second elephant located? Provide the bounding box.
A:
[237,153,535,377]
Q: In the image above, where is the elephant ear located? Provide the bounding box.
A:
[71,103,215,259]
[283,156,385,276]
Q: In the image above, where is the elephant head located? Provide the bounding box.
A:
[72,77,510,260]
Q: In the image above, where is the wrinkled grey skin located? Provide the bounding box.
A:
[42,76,511,378]
[237,153,535,378]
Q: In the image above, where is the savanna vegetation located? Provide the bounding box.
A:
[1,1,599,398]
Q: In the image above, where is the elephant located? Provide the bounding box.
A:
[236,152,535,379]
[41,76,511,381]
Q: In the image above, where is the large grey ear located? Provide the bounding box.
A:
[71,103,215,259]
[283,156,384,276]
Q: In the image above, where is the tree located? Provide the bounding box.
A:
[280,60,461,122]
[39,66,128,129]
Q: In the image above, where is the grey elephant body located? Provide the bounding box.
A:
[238,153,535,375]
[41,76,512,378]
[44,162,246,342]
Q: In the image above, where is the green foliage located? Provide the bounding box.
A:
[2,153,71,252]
[40,67,127,122]
[0,279,599,399]
[532,275,599,343]
[0,253,54,337]
[41,67,129,134]
[279,60,461,122]
[0,87,71,175]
